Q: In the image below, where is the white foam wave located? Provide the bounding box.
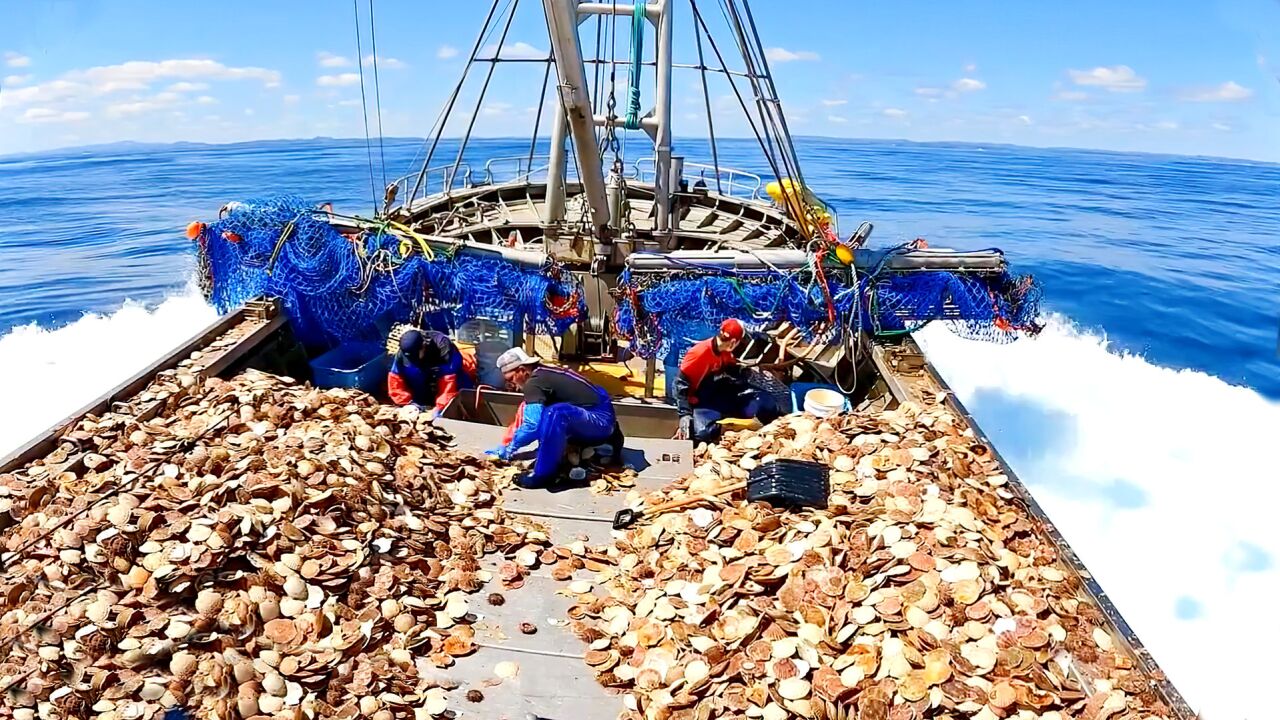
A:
[918,316,1280,720]
[0,286,218,458]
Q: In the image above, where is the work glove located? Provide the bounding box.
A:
[485,445,512,461]
[675,415,693,440]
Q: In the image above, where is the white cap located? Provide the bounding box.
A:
[496,347,541,373]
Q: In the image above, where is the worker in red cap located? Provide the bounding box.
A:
[673,318,781,442]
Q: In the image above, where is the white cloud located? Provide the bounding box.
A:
[820,99,847,107]
[79,59,281,90]
[316,73,361,87]
[283,94,300,105]
[363,54,406,70]
[1016,115,1033,125]
[482,101,513,117]
[5,52,31,68]
[243,108,255,116]
[437,45,459,60]
[18,107,88,124]
[914,87,943,97]
[826,114,847,123]
[1178,81,1253,103]
[166,82,209,93]
[195,95,218,105]
[951,77,986,93]
[107,99,170,117]
[1153,120,1179,130]
[482,42,546,60]
[1067,65,1146,92]
[3,74,31,86]
[1211,122,1232,132]
[336,98,363,107]
[963,63,977,73]
[882,107,908,118]
[764,47,820,63]
[317,52,351,68]
[0,79,84,110]
[1053,89,1089,102]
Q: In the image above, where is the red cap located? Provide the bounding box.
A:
[719,318,745,341]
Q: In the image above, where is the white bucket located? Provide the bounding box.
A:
[803,388,845,418]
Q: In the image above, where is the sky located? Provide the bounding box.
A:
[1,0,1279,161]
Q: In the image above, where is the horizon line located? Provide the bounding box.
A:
[3,134,1276,167]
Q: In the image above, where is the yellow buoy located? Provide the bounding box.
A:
[835,243,855,265]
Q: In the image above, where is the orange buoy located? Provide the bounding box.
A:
[185,221,205,240]
[222,231,242,244]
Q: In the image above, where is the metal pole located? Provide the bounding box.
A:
[545,96,569,224]
[542,0,611,241]
[653,0,673,234]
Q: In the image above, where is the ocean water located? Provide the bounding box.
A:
[1,137,1278,718]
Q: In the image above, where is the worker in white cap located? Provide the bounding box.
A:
[486,348,622,488]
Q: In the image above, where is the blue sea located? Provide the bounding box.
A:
[0,137,1277,718]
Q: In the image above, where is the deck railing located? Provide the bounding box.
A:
[628,157,765,201]
[394,154,583,206]
[393,154,766,207]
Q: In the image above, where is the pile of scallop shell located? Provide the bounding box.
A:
[0,368,547,720]
[564,403,1175,720]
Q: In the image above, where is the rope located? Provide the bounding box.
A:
[367,0,388,194]
[623,0,645,130]
[351,0,379,214]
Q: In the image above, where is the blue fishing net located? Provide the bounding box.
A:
[869,270,1042,340]
[613,265,1042,360]
[194,196,586,348]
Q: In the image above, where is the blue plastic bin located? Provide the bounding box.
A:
[309,342,389,394]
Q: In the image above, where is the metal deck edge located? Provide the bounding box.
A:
[0,308,283,475]
[903,335,1197,719]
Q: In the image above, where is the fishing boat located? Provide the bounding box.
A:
[0,1,1195,718]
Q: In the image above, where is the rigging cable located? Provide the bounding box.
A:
[689,0,723,194]
[367,0,388,194]
[406,0,506,205]
[526,56,554,176]
[449,0,521,188]
[352,0,379,214]
[687,2,785,190]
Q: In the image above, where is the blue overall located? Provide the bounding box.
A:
[691,374,780,442]
[388,346,473,407]
[529,376,617,486]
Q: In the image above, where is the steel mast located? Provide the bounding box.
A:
[542,0,675,250]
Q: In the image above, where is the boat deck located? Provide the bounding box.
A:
[0,304,1196,720]
[433,420,689,719]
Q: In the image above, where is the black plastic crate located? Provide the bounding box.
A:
[747,458,829,509]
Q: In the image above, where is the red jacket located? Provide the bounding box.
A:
[674,337,737,415]
[388,343,478,412]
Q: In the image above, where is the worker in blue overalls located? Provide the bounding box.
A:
[486,348,623,489]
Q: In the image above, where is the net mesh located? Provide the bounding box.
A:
[613,265,1042,360]
[195,196,586,348]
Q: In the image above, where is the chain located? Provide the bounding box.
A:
[604,88,621,161]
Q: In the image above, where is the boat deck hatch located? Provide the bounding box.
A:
[439,388,681,439]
